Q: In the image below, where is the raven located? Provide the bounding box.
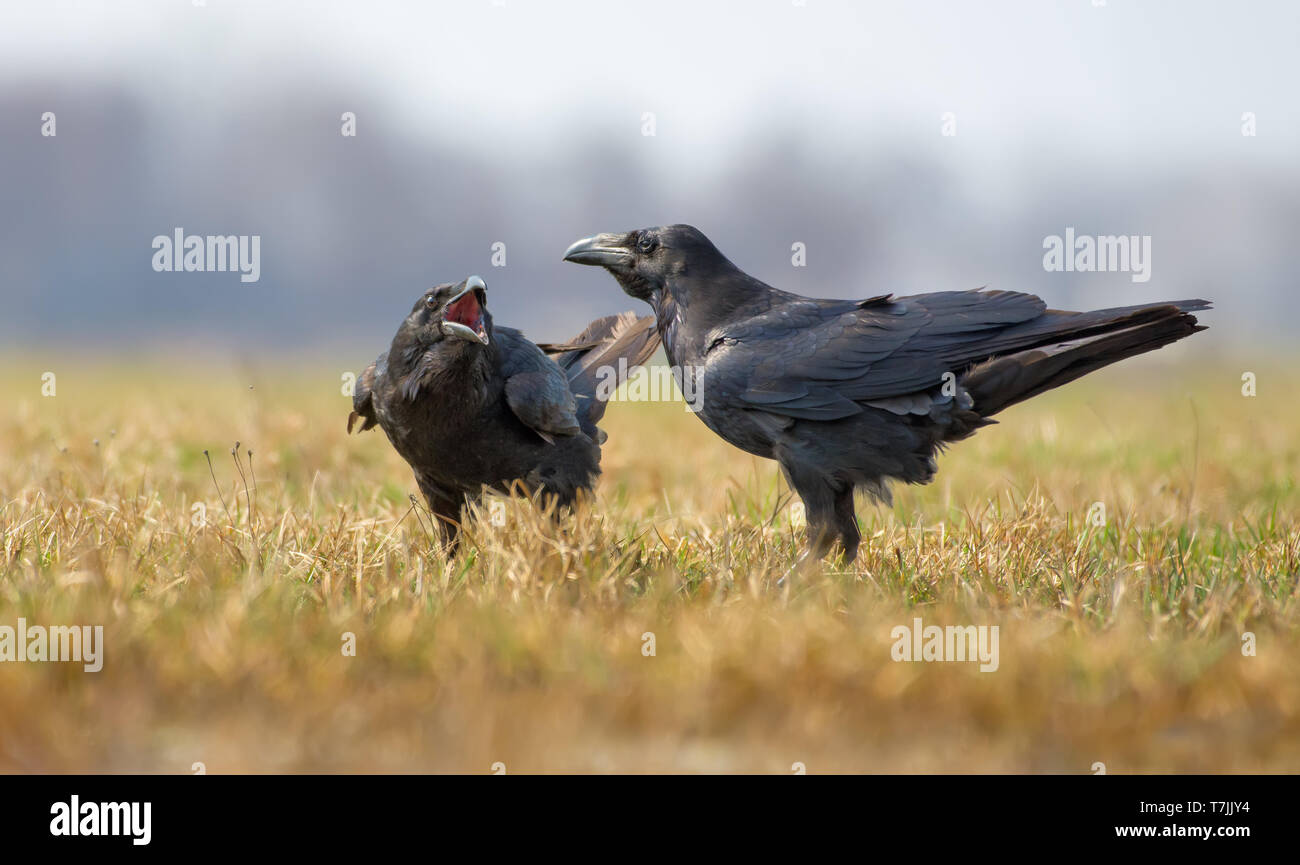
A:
[564,225,1209,570]
[349,275,660,549]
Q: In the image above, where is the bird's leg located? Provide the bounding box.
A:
[775,461,838,587]
[833,486,860,564]
[419,482,464,557]
[433,505,461,555]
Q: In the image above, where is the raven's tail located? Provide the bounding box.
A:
[538,312,661,438]
[960,299,1210,418]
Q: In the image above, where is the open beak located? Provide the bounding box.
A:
[440,275,490,345]
[563,234,633,268]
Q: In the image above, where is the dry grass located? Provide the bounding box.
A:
[0,353,1297,772]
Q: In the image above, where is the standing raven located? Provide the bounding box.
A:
[349,275,660,549]
[564,225,1209,570]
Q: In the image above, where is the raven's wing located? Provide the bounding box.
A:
[496,328,582,443]
[347,353,385,433]
[539,312,660,432]
[718,290,1048,421]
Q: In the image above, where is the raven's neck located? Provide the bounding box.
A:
[389,330,495,405]
[651,271,779,364]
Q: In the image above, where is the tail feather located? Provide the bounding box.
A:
[961,301,1208,417]
[539,312,661,430]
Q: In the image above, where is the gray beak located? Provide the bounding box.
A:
[440,275,490,345]
[563,234,633,267]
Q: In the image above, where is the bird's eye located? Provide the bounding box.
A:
[637,236,657,253]
[424,294,438,309]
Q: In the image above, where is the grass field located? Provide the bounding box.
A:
[1,352,1297,773]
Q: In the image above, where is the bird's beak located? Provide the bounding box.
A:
[563,234,633,268]
[440,275,490,345]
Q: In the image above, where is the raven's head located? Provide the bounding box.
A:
[563,224,725,300]
[403,275,491,348]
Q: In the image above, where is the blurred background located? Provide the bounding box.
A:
[2,1,1298,776]
[1,0,1296,357]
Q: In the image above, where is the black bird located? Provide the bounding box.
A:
[564,225,1210,569]
[349,275,660,549]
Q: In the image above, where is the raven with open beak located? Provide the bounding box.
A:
[349,274,660,550]
[439,275,490,345]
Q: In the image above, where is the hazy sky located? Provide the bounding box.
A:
[2,1,1296,351]
[5,0,1297,175]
